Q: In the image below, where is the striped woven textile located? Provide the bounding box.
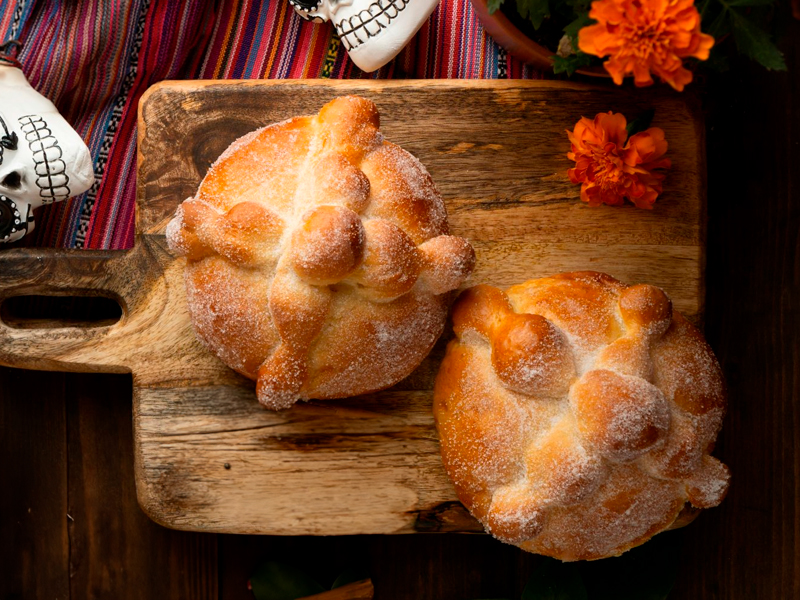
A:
[1,0,540,249]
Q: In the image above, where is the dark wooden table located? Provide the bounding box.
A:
[2,20,798,600]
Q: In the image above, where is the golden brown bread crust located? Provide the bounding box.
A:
[167,96,475,410]
[433,272,730,560]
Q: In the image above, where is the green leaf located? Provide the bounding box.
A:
[564,0,592,11]
[487,0,504,14]
[331,567,370,590]
[696,0,713,19]
[705,6,733,39]
[522,559,588,600]
[579,530,682,600]
[626,108,655,137]
[515,0,550,29]
[552,51,594,76]
[729,9,787,70]
[563,14,594,50]
[703,1,733,40]
[249,561,326,600]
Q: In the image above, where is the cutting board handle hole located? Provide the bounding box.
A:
[1,295,122,329]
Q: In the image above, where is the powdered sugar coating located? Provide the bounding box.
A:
[434,272,730,560]
[167,96,475,410]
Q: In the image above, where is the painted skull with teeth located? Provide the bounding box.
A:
[0,65,94,243]
[289,0,440,72]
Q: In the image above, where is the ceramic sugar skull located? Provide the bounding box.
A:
[0,65,94,243]
[289,0,440,72]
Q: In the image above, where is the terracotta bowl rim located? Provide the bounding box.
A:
[470,0,608,78]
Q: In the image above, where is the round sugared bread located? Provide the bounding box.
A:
[433,272,730,560]
[167,96,475,410]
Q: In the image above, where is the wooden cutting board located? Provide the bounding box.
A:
[0,80,706,535]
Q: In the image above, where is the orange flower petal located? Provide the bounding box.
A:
[662,65,693,91]
[693,33,715,60]
[578,0,713,89]
[633,61,655,87]
[627,128,668,164]
[596,112,629,146]
[579,24,618,56]
[566,111,671,209]
[603,56,627,85]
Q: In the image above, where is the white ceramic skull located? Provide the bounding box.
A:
[290,0,440,72]
[0,65,94,243]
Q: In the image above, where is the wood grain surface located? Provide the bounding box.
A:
[0,24,798,597]
[0,80,708,535]
[297,580,375,599]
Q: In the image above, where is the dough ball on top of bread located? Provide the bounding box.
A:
[167,96,475,410]
[433,272,730,560]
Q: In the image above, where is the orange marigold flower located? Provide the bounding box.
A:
[578,0,714,91]
[567,111,671,209]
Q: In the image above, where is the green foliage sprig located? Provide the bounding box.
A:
[700,0,786,70]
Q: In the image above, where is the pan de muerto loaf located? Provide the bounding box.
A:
[166,96,475,410]
[433,272,729,560]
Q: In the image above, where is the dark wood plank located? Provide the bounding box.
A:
[364,535,541,599]
[65,371,218,599]
[0,367,69,600]
[218,533,542,600]
[670,11,800,600]
[297,579,374,600]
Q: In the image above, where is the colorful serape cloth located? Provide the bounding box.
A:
[1,0,540,250]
